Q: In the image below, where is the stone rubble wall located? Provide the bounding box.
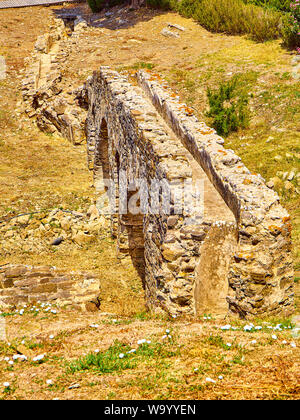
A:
[20,17,87,144]
[0,264,100,310]
[85,67,213,316]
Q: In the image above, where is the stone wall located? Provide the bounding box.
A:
[0,264,100,311]
[84,67,294,319]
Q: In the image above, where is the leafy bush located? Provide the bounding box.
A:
[146,0,173,9]
[242,0,291,12]
[281,1,300,49]
[87,0,105,13]
[87,0,125,13]
[191,0,282,42]
[206,76,251,136]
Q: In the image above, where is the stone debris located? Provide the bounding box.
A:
[20,17,87,144]
[167,23,186,31]
[161,27,180,38]
[0,206,107,256]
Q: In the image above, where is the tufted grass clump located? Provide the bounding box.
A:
[242,0,291,12]
[149,0,283,42]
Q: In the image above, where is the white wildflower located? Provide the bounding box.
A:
[220,324,231,330]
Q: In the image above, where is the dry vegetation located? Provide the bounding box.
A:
[0,3,299,400]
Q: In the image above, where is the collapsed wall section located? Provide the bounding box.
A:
[0,264,100,311]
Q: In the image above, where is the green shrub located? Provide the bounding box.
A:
[242,0,291,12]
[206,76,251,136]
[193,0,282,42]
[281,2,300,49]
[87,0,125,13]
[146,0,173,9]
[87,0,104,13]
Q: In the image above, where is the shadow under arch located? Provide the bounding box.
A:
[115,151,146,289]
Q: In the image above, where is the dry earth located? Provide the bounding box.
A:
[0,3,299,400]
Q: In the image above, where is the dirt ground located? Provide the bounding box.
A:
[0,3,299,400]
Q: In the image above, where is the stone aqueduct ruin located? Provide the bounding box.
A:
[84,68,294,319]
[19,18,294,319]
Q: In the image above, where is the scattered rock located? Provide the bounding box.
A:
[267,177,282,189]
[284,181,295,192]
[161,28,180,38]
[72,231,94,246]
[51,237,64,246]
[287,170,295,181]
[167,23,186,31]
[68,383,80,389]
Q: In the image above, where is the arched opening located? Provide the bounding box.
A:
[93,118,112,221]
[94,119,110,188]
[114,153,146,288]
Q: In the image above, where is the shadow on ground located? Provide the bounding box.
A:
[53,3,170,31]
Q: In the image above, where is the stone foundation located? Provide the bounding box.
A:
[0,264,100,311]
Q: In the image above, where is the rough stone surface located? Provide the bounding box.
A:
[0,264,100,311]
[21,17,87,144]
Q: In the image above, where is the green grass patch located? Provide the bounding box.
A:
[67,340,179,374]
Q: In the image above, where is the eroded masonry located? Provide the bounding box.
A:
[20,18,294,319]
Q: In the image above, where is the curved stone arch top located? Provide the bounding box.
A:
[85,67,294,319]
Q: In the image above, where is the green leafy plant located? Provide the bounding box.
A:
[282,1,300,49]
[87,0,125,13]
[67,340,178,374]
[242,0,291,12]
[87,0,104,13]
[206,76,251,136]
